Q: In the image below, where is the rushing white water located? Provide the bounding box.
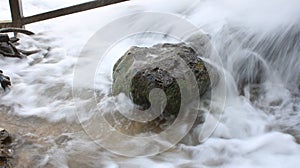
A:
[1,0,300,167]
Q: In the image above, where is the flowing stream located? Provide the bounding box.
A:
[0,0,300,167]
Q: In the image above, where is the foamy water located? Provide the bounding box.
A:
[0,0,300,167]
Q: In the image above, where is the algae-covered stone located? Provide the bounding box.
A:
[112,42,211,117]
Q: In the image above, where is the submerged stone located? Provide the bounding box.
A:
[0,128,13,168]
[232,51,269,97]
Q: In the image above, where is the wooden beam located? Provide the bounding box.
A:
[9,0,24,28]
[0,22,13,29]
[22,0,129,25]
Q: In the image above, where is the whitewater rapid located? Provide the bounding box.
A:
[1,0,300,167]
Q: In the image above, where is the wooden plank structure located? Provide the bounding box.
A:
[0,0,129,29]
[9,0,23,28]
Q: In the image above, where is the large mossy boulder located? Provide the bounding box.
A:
[112,42,212,118]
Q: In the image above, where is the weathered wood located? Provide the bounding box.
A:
[0,28,34,35]
[22,0,129,25]
[0,22,13,29]
[9,0,24,28]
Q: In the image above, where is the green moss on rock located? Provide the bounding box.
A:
[112,43,211,118]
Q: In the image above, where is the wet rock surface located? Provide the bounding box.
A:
[113,43,212,117]
[0,32,40,59]
[110,41,216,135]
[0,128,13,168]
[0,110,84,167]
[0,34,23,59]
[0,71,11,91]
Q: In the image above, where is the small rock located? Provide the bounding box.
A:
[0,128,10,143]
[269,99,283,107]
[0,34,9,43]
[0,128,13,168]
[55,135,72,145]
[0,71,11,91]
